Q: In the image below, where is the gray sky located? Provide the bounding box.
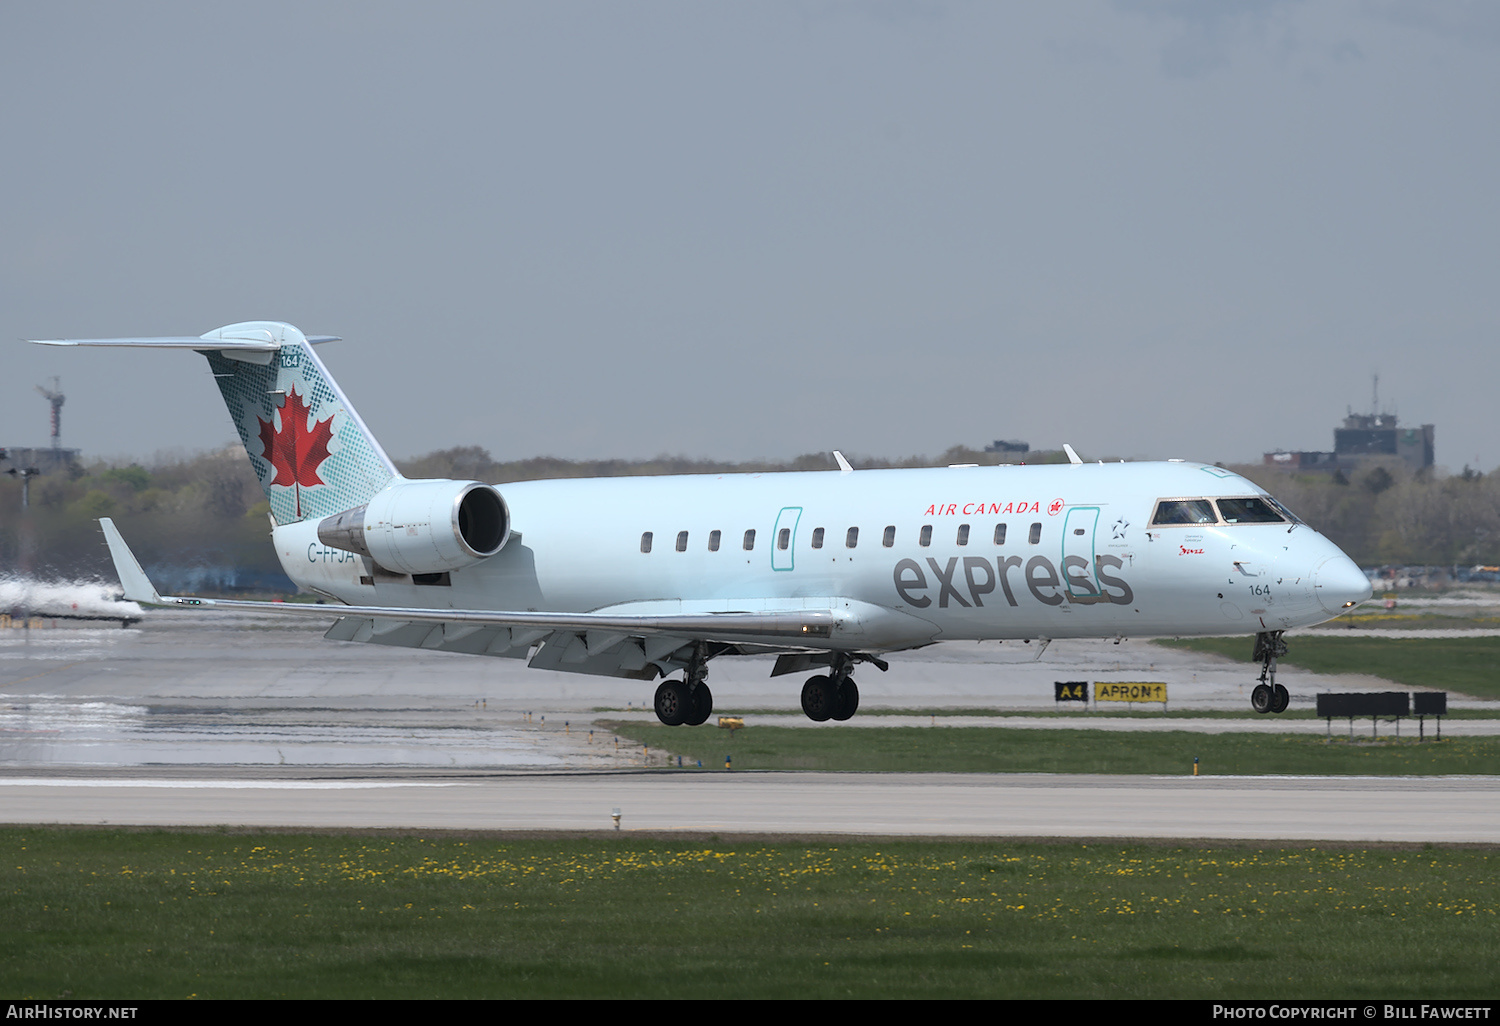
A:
[4,1,1497,470]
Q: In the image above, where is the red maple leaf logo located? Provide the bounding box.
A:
[257,386,334,518]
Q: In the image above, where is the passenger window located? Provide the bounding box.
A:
[956,524,969,546]
[1028,522,1042,545]
[778,528,791,550]
[709,529,721,552]
[640,532,653,554]
[845,527,859,548]
[883,525,896,547]
[811,527,825,549]
[919,525,932,547]
[1151,499,1218,526]
[676,531,688,552]
[993,523,1007,545]
[743,529,756,551]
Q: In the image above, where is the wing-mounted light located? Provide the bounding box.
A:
[317,479,510,575]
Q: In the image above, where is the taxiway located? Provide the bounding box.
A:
[2,611,1494,841]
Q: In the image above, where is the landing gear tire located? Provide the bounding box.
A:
[801,675,836,722]
[1252,629,1289,715]
[654,680,690,726]
[684,683,713,726]
[831,678,859,721]
[1270,683,1289,714]
[1251,683,1273,714]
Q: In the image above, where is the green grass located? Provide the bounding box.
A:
[605,723,1500,775]
[608,705,1500,719]
[1155,636,1500,700]
[1333,610,1500,630]
[3,829,1496,999]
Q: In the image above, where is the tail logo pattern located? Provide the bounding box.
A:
[257,384,335,519]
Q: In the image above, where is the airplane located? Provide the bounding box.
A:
[35,321,1372,723]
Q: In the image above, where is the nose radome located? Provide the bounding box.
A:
[1314,554,1373,614]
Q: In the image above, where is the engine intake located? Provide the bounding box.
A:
[317,479,509,575]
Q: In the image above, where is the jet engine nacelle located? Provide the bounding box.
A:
[316,479,510,575]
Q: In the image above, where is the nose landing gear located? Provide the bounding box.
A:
[1251,630,1290,714]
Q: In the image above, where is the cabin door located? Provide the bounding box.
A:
[1062,506,1103,600]
[772,506,802,572]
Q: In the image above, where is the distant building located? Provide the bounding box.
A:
[1334,412,1434,470]
[1263,410,1434,473]
[984,439,1030,455]
[0,446,80,476]
[1263,450,1341,471]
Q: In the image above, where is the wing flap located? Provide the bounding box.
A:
[321,616,685,679]
[325,618,534,659]
[526,631,670,680]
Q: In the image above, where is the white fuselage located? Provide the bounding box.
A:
[273,461,1369,653]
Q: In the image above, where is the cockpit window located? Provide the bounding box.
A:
[1215,497,1287,524]
[1151,499,1218,526]
[1263,496,1303,524]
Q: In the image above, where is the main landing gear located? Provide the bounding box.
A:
[651,647,880,725]
[653,643,713,726]
[801,653,860,722]
[1250,630,1290,714]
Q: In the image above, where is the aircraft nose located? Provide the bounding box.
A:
[1314,553,1372,615]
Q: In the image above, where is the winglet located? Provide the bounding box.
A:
[833,450,853,475]
[1063,443,1083,465]
[99,518,164,605]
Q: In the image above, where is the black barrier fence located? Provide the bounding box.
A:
[1316,691,1449,739]
[1414,692,1447,716]
[1414,691,1448,740]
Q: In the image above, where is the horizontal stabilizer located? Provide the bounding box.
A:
[31,333,339,350]
[31,336,278,350]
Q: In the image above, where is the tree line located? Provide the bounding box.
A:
[2,443,1494,588]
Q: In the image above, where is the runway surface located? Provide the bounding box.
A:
[2,609,1496,841]
[2,771,1495,842]
[5,609,1489,768]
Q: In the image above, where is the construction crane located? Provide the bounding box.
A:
[35,376,64,450]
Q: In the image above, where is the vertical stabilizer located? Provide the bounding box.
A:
[200,322,396,524]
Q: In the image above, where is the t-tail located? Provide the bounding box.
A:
[196,322,396,524]
[33,321,510,576]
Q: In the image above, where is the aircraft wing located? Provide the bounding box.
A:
[99,519,834,679]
